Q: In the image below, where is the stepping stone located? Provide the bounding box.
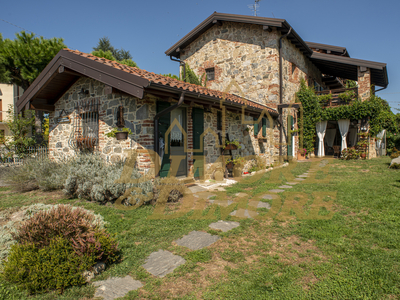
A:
[235,192,248,198]
[269,189,285,193]
[93,275,143,300]
[230,209,259,219]
[175,231,220,250]
[294,178,305,181]
[249,201,271,209]
[286,182,299,185]
[262,194,278,200]
[188,185,208,193]
[209,220,240,232]
[209,200,233,207]
[297,175,309,178]
[143,250,186,278]
[278,185,293,189]
[196,191,217,199]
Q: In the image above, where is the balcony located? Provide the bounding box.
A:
[316,87,358,107]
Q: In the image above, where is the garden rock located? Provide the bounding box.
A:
[175,231,220,250]
[390,156,400,167]
[168,189,183,202]
[143,250,186,277]
[93,275,143,300]
[93,261,106,275]
[209,220,240,232]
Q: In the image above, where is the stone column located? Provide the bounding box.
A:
[358,67,372,101]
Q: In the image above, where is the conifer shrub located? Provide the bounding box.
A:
[14,205,119,263]
[2,237,92,294]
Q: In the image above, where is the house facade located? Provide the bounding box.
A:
[0,83,23,139]
[16,12,389,179]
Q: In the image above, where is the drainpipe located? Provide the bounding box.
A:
[278,26,292,161]
[170,55,186,82]
[154,92,185,176]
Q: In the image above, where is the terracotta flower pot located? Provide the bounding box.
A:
[226,162,234,169]
[116,132,128,140]
[361,153,366,159]
[224,144,238,150]
[297,152,306,160]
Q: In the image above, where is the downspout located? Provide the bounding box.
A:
[154,92,185,176]
[278,26,292,161]
[170,55,186,82]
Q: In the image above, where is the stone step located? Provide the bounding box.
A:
[142,250,186,278]
[175,231,220,250]
[93,275,143,300]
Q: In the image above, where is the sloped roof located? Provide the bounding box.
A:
[165,12,313,58]
[306,42,350,57]
[17,49,278,115]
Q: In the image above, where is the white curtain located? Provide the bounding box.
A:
[338,119,350,151]
[376,130,386,150]
[326,129,336,148]
[316,121,328,157]
[348,128,358,147]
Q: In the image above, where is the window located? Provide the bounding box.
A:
[254,117,259,137]
[262,118,267,137]
[205,68,215,81]
[217,111,222,130]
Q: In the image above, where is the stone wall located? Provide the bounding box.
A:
[180,22,322,106]
[48,78,157,174]
[358,67,372,100]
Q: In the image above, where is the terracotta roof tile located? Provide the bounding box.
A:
[65,49,277,115]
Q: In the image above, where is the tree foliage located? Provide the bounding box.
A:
[296,79,398,153]
[0,32,66,90]
[91,49,138,68]
[181,64,207,86]
[0,105,36,156]
[92,37,133,61]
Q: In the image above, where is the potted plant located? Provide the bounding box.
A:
[76,137,97,149]
[223,139,242,150]
[232,156,245,177]
[297,148,307,160]
[106,127,133,140]
[225,158,234,169]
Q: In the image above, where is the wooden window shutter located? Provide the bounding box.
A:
[217,111,222,130]
[262,118,267,137]
[254,117,259,137]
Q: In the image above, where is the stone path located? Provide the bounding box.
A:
[93,276,143,300]
[294,178,305,181]
[286,182,299,185]
[209,220,240,232]
[209,199,233,206]
[297,174,309,178]
[249,201,271,209]
[269,189,285,193]
[262,194,278,200]
[230,208,259,218]
[278,185,293,189]
[142,250,186,277]
[175,231,220,250]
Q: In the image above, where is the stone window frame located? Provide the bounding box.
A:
[205,68,215,81]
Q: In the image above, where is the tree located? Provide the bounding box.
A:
[93,37,133,61]
[0,32,66,91]
[0,105,36,157]
[91,49,138,68]
[180,64,207,86]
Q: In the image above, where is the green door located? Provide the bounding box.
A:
[157,102,171,177]
[287,115,294,158]
[192,108,204,178]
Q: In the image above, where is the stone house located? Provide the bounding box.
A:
[0,83,24,139]
[16,12,388,179]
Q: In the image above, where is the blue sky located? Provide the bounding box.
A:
[1,0,399,111]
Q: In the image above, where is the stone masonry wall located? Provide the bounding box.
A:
[358,67,372,100]
[48,78,157,174]
[180,22,322,107]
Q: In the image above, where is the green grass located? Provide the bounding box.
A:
[1,157,400,299]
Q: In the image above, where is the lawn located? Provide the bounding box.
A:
[0,156,399,299]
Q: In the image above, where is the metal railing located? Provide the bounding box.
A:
[316,87,358,107]
[0,146,49,166]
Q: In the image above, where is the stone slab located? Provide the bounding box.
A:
[249,201,271,209]
[142,250,186,277]
[390,156,400,166]
[229,209,259,219]
[278,185,293,189]
[209,200,233,207]
[196,191,217,199]
[209,220,240,232]
[175,231,220,250]
[297,175,309,178]
[93,275,143,300]
[286,182,299,185]
[262,194,278,200]
[235,192,249,198]
[294,178,305,181]
[188,185,208,193]
[269,189,285,193]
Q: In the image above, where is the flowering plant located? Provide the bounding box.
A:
[299,148,307,155]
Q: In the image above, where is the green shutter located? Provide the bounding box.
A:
[262,118,267,137]
[254,117,259,137]
[192,108,204,178]
[287,115,294,158]
[157,102,171,177]
[217,111,222,130]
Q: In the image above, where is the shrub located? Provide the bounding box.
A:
[152,177,189,205]
[390,148,400,159]
[2,237,92,294]
[389,163,400,169]
[341,148,360,160]
[14,205,118,263]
